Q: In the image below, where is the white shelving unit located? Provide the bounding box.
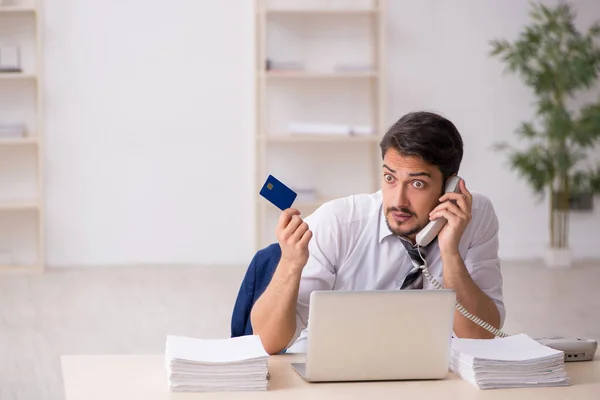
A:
[0,0,44,273]
[255,0,386,249]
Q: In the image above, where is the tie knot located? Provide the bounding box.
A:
[398,237,428,266]
[400,238,425,262]
[398,236,432,290]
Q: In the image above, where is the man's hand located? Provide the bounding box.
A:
[429,178,472,256]
[250,209,313,354]
[276,208,313,272]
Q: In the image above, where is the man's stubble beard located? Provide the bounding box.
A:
[385,218,423,238]
[384,208,425,238]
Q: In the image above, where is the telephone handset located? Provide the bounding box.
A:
[412,175,509,338]
[416,175,462,247]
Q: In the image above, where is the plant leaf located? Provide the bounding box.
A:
[516,121,540,139]
[571,165,600,194]
[573,101,600,146]
[505,144,554,197]
[590,166,600,194]
[491,141,511,152]
[545,106,574,141]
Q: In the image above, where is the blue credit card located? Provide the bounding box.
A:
[259,175,297,211]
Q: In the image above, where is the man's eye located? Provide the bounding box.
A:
[412,181,425,189]
[385,174,395,183]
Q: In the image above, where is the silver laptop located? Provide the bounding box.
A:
[291,289,456,382]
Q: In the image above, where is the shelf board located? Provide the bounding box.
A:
[259,134,378,143]
[0,5,37,14]
[262,71,377,79]
[295,199,329,210]
[0,199,40,211]
[261,198,331,211]
[0,137,38,146]
[0,265,42,274]
[265,8,378,15]
[0,72,37,80]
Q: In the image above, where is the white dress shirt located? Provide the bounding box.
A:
[285,190,505,353]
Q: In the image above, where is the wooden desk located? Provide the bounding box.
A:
[61,353,600,399]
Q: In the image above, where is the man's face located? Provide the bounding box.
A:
[381,148,445,241]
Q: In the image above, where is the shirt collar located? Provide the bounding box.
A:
[378,206,395,243]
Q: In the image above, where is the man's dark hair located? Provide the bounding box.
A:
[379,111,464,183]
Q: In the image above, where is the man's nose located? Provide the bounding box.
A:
[393,185,409,208]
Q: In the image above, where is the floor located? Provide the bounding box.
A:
[1,261,599,400]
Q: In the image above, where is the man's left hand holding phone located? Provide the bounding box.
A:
[253,175,313,355]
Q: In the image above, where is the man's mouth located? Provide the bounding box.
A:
[391,211,413,223]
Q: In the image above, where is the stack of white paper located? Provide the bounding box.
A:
[450,333,570,389]
[289,122,349,135]
[165,335,269,392]
[288,122,374,136]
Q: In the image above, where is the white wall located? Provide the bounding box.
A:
[44,0,255,266]
[43,0,600,266]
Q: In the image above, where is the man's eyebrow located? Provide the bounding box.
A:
[383,165,432,178]
[408,171,432,178]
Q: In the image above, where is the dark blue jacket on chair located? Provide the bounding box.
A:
[230,243,281,338]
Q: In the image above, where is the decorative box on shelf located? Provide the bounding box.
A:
[0,123,25,138]
[0,44,22,73]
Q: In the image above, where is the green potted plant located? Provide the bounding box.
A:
[489,1,600,268]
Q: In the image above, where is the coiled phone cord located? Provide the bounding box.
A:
[417,245,509,338]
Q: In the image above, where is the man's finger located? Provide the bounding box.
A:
[439,193,470,214]
[298,229,313,248]
[283,215,304,239]
[440,192,470,210]
[447,201,470,220]
[277,208,301,230]
[430,209,460,226]
[430,201,469,220]
[458,179,472,206]
[290,221,309,243]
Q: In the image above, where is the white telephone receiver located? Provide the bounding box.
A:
[416,175,462,247]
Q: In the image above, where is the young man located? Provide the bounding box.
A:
[251,111,505,355]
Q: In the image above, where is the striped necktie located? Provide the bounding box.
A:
[399,237,430,289]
